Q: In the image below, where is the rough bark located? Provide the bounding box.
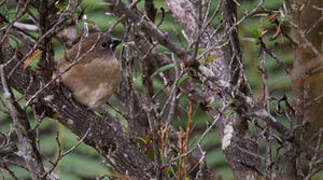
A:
[290,0,323,179]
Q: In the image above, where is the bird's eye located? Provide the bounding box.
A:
[101,42,108,48]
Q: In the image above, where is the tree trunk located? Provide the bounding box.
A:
[290,0,323,178]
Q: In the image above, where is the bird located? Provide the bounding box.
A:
[57,32,122,112]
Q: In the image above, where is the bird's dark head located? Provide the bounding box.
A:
[65,32,121,62]
[97,32,121,52]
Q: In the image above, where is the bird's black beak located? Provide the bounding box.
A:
[111,37,121,51]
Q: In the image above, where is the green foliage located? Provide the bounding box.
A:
[151,64,175,78]
[0,167,30,179]
[251,29,263,38]
[177,73,190,86]
[0,4,15,20]
[56,153,110,177]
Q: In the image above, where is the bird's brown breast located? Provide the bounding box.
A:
[58,56,121,110]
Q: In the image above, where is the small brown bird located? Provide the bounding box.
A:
[58,32,121,111]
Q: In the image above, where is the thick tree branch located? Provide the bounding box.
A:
[0,31,155,179]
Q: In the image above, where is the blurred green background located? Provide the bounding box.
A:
[1,0,322,179]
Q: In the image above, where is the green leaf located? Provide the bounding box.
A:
[198,48,206,54]
[0,4,9,17]
[151,64,175,78]
[242,37,258,43]
[58,154,110,177]
[55,0,67,11]
[177,73,190,86]
[251,29,262,38]
[252,13,270,17]
[206,101,223,108]
[225,110,236,121]
[147,146,155,160]
[204,54,220,65]
[83,18,96,25]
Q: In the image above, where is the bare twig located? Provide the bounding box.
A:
[184,101,193,178]
[0,64,46,180]
[46,127,91,177]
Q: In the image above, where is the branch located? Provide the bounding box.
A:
[0,65,46,180]
[0,31,154,179]
[106,0,193,64]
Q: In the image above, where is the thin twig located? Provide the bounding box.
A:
[177,130,184,180]
[46,127,92,177]
[184,101,193,178]
[164,113,220,167]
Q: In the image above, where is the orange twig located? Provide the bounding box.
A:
[161,126,169,156]
[184,101,193,178]
[177,130,185,180]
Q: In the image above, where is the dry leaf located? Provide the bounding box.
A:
[24,49,42,69]
[269,13,279,22]
[299,3,305,11]
[259,17,264,32]
[281,33,285,44]
[270,22,281,41]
